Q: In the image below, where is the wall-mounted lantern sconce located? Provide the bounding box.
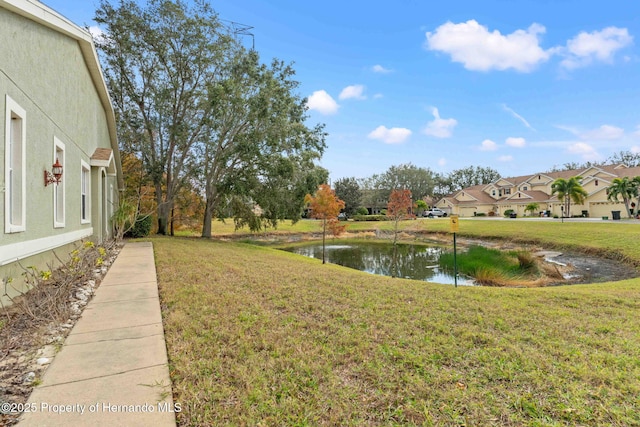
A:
[44,158,63,186]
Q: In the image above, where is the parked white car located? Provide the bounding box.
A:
[424,208,448,217]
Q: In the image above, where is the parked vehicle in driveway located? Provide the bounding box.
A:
[424,208,448,217]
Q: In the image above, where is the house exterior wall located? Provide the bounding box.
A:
[0,3,121,304]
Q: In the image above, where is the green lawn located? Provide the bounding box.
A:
[153,220,640,426]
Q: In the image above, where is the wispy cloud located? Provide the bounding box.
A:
[556,124,625,140]
[498,155,514,162]
[372,64,393,74]
[502,104,535,130]
[339,85,367,100]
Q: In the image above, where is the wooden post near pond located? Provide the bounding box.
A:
[450,215,460,288]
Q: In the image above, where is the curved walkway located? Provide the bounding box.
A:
[18,242,176,427]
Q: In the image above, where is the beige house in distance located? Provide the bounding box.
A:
[436,164,640,218]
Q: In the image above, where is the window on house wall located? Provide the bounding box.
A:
[523,186,528,191]
[81,161,90,224]
[53,138,65,228]
[595,180,598,186]
[492,190,496,196]
[5,95,26,233]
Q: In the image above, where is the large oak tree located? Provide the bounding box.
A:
[95,0,325,236]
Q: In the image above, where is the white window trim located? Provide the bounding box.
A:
[53,137,65,228]
[81,160,91,224]
[4,95,26,233]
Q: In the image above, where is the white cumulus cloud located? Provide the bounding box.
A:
[480,139,498,151]
[88,26,107,44]
[580,124,624,141]
[425,20,551,72]
[506,137,526,147]
[568,142,600,160]
[307,90,339,115]
[339,85,366,100]
[561,27,633,69]
[372,64,393,74]
[423,107,457,138]
[368,126,412,144]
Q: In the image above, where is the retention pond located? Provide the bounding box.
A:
[281,241,637,286]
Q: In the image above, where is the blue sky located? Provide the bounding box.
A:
[43,0,640,181]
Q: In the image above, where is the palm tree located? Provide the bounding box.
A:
[524,202,539,217]
[607,177,637,218]
[551,176,588,218]
[632,176,640,217]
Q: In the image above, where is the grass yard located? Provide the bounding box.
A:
[153,220,640,426]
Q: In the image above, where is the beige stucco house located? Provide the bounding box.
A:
[1,0,123,304]
[436,164,640,218]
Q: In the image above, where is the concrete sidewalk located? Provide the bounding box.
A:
[19,242,177,427]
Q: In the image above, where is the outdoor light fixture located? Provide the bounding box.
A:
[44,158,63,186]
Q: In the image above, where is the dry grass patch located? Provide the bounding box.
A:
[154,236,640,426]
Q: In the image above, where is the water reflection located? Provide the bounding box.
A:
[283,242,474,286]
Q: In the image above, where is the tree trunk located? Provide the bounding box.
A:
[157,203,169,235]
[202,202,213,238]
[322,218,326,264]
[170,206,175,236]
[154,183,167,235]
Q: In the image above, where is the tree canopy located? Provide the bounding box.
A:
[95,0,325,236]
[334,177,362,218]
[305,184,345,264]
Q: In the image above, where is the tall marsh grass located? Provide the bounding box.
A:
[439,245,545,286]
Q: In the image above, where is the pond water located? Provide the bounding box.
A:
[282,242,475,286]
[282,241,638,286]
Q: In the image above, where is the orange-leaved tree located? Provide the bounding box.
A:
[387,189,414,246]
[305,184,346,264]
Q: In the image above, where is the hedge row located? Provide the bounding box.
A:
[352,215,389,221]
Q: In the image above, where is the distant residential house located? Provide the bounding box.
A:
[436,164,640,218]
[1,0,123,303]
[359,189,387,215]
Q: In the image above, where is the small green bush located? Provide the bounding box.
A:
[503,209,515,217]
[355,207,369,216]
[475,212,487,217]
[125,215,153,238]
